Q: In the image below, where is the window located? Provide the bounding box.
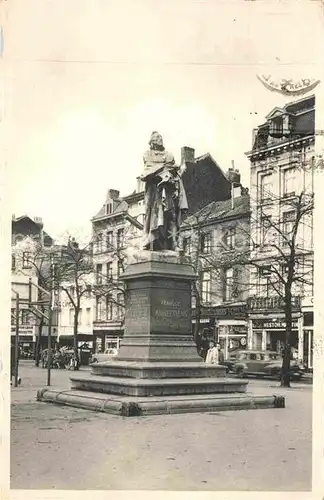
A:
[69,285,75,297]
[269,117,283,137]
[183,236,192,255]
[11,308,15,325]
[11,255,16,270]
[282,211,295,246]
[97,233,103,252]
[201,271,211,303]
[224,228,235,250]
[107,231,113,249]
[117,260,124,279]
[225,268,233,301]
[21,310,30,325]
[106,203,113,215]
[22,252,32,269]
[117,228,124,250]
[96,264,103,285]
[69,308,74,325]
[117,292,124,320]
[85,307,91,326]
[201,232,212,254]
[283,168,296,197]
[78,308,82,325]
[261,215,272,246]
[249,353,257,361]
[96,298,103,321]
[85,285,92,298]
[106,295,113,320]
[106,262,113,281]
[258,266,272,297]
[260,175,273,201]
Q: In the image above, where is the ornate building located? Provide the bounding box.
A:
[246,94,314,369]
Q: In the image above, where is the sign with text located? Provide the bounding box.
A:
[252,319,298,330]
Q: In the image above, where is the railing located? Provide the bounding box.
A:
[247,295,301,311]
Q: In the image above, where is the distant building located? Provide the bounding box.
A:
[11,215,55,353]
[246,94,314,368]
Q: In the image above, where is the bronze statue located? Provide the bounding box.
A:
[140,131,188,251]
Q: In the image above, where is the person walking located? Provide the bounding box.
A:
[217,343,225,364]
[205,340,219,365]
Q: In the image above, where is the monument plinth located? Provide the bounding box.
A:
[38,251,285,416]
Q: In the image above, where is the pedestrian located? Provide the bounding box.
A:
[205,340,219,365]
[217,343,225,364]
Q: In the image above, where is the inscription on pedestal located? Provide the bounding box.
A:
[125,290,150,333]
[152,291,191,333]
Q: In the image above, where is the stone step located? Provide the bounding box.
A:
[70,375,248,397]
[91,360,226,379]
[37,388,285,417]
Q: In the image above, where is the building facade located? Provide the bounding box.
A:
[11,215,55,354]
[246,94,314,368]
[180,188,251,359]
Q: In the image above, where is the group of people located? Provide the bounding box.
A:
[40,346,79,370]
[205,340,225,365]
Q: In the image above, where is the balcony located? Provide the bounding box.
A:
[247,295,301,311]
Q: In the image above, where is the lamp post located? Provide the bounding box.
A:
[47,255,55,386]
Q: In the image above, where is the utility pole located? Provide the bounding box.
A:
[14,293,20,387]
[47,256,55,386]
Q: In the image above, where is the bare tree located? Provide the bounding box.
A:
[53,238,94,368]
[248,190,314,387]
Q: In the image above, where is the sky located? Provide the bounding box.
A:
[2,0,323,242]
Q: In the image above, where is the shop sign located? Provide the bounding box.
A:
[195,304,247,319]
[252,319,298,329]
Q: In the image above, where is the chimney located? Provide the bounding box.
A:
[252,128,258,149]
[34,216,43,227]
[136,176,144,193]
[227,162,241,185]
[106,189,120,201]
[12,214,15,221]
[181,146,195,165]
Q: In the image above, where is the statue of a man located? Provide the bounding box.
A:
[140,131,188,251]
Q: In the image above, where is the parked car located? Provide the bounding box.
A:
[89,348,118,364]
[222,350,305,381]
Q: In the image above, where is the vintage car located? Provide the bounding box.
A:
[222,350,305,380]
[89,348,118,364]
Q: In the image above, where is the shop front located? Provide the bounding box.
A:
[302,297,313,371]
[250,317,300,353]
[93,323,123,354]
[192,303,248,359]
[11,326,35,358]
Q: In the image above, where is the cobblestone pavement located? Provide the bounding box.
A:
[11,361,312,491]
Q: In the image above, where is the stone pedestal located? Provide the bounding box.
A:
[37,251,285,416]
[116,250,200,362]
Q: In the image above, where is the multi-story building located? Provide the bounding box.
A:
[11,215,55,353]
[90,145,236,352]
[180,182,250,359]
[246,94,314,369]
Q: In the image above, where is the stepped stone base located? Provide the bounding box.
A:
[90,360,226,379]
[36,253,286,417]
[70,374,248,397]
[37,389,285,417]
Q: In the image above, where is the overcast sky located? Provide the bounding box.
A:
[3,0,323,241]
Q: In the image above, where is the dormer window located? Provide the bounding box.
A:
[106,203,113,215]
[269,117,283,138]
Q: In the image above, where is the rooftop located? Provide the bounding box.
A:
[184,194,250,227]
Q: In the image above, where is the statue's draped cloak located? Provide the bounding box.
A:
[142,149,188,250]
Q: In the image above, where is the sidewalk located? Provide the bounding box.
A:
[10,362,312,491]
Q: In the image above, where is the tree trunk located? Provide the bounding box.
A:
[281,287,292,387]
[73,308,79,370]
